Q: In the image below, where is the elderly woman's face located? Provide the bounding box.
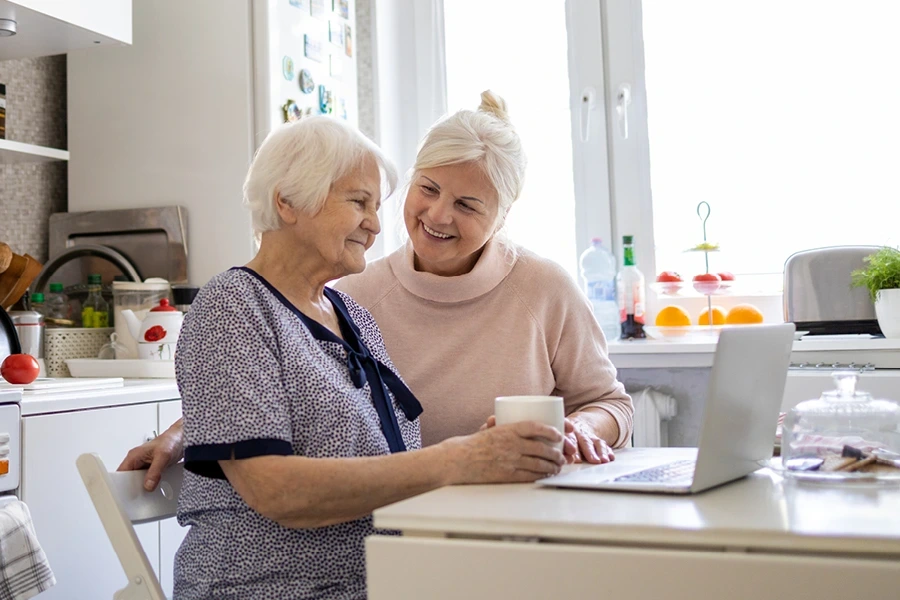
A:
[293,158,381,277]
[404,162,500,277]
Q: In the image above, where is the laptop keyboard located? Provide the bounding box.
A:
[613,459,696,484]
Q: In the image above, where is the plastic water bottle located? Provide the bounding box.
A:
[29,292,46,317]
[45,282,71,322]
[580,238,620,342]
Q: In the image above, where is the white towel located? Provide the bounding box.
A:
[0,500,55,600]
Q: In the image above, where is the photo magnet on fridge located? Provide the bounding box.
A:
[310,0,326,18]
[329,54,343,80]
[289,0,310,12]
[329,20,344,45]
[304,34,325,63]
[299,69,315,94]
[344,24,353,57]
[282,56,295,80]
[337,0,350,19]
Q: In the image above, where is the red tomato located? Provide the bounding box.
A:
[717,271,735,281]
[656,271,683,283]
[692,273,722,294]
[1,354,40,385]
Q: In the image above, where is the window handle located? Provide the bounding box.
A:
[579,87,597,142]
[616,83,632,140]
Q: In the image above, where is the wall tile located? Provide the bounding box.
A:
[0,55,67,263]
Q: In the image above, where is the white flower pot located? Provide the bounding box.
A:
[875,288,900,338]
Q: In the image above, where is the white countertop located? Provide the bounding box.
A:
[18,379,180,416]
[610,335,900,369]
[374,461,900,557]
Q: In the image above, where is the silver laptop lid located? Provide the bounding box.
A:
[690,323,795,492]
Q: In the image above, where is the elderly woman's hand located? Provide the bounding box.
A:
[564,417,614,464]
[444,421,566,484]
[118,421,185,491]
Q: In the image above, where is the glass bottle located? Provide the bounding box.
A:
[616,235,646,339]
[81,274,110,328]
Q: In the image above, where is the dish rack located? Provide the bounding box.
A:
[44,327,112,377]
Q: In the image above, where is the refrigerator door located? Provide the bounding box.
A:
[253,0,359,138]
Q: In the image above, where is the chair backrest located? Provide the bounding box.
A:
[76,453,184,600]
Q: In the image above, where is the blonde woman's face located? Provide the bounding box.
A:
[404,162,500,277]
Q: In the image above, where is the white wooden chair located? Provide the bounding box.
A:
[76,453,183,600]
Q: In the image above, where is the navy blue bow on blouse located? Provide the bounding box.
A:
[327,289,422,453]
[343,345,422,453]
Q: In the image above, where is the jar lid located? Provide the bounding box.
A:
[9,310,44,325]
[49,282,63,293]
[112,278,171,292]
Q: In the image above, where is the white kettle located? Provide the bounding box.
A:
[121,299,184,360]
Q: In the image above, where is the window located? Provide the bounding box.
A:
[606,0,900,285]
[443,0,580,278]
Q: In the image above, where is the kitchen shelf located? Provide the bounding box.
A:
[0,139,69,163]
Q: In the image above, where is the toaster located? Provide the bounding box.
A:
[783,246,883,335]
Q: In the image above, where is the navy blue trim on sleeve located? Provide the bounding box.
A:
[185,438,293,480]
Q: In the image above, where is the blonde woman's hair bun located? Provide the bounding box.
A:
[478,90,510,123]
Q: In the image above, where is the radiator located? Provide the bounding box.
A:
[630,388,678,447]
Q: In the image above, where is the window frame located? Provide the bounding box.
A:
[372,0,615,275]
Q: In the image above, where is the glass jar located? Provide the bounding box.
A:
[112,279,172,359]
[782,372,900,481]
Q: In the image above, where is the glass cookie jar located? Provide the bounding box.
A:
[781,372,900,481]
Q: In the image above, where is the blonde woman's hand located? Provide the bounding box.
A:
[442,421,566,484]
[564,417,614,464]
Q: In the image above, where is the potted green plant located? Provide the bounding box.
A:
[852,246,900,338]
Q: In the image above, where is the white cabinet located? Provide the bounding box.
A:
[0,0,131,61]
[21,399,183,600]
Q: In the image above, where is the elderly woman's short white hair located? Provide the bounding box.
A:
[413,90,526,215]
[244,116,397,238]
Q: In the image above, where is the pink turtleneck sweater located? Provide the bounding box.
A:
[334,238,633,448]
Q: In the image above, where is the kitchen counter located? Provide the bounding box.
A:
[609,335,900,368]
[19,379,179,416]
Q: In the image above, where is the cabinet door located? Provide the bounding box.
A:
[9,0,132,43]
[21,403,160,600]
[158,399,185,598]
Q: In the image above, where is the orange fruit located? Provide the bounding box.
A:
[698,306,726,325]
[655,305,692,327]
[725,303,764,325]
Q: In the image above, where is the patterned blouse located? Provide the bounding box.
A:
[174,267,422,600]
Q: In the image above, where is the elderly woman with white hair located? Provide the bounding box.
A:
[335,91,633,462]
[171,116,565,600]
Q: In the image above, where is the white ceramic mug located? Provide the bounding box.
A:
[494,395,565,452]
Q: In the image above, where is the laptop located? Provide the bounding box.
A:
[539,323,796,494]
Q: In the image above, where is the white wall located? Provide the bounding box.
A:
[67,0,256,286]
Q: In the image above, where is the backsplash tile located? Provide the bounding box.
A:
[0,55,67,263]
